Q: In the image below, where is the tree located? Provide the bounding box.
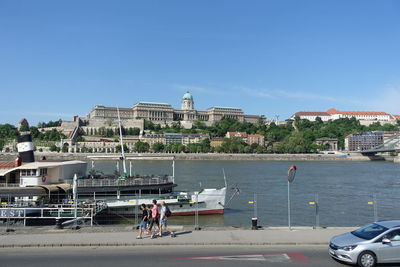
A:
[105,128,114,137]
[128,127,140,135]
[49,144,59,152]
[166,143,186,153]
[134,141,150,153]
[61,145,68,153]
[152,142,165,152]
[116,144,129,153]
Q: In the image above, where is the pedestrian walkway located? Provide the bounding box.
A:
[0,226,356,247]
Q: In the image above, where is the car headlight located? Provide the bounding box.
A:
[339,245,358,251]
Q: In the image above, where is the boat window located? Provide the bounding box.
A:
[39,168,48,176]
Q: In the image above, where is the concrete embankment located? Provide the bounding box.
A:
[0,152,375,162]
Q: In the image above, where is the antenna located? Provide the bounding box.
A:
[117,107,127,175]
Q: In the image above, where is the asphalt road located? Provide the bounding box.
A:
[0,245,349,267]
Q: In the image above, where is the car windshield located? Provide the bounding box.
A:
[351,223,388,240]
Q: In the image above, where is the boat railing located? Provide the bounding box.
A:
[77,176,174,187]
[0,183,20,187]
[0,206,94,226]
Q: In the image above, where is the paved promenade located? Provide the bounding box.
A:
[0,226,356,247]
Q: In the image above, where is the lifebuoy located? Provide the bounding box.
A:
[41,175,47,183]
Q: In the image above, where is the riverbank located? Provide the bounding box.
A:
[0,152,382,162]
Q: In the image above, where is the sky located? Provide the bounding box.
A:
[1,0,400,126]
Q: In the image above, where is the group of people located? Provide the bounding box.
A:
[137,199,175,239]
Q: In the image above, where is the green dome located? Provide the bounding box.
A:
[182,91,193,100]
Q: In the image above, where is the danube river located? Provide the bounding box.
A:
[89,160,400,228]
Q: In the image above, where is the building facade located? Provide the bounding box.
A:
[87,91,263,128]
[315,138,339,151]
[345,132,384,151]
[292,108,398,126]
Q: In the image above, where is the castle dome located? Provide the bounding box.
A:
[182,91,193,100]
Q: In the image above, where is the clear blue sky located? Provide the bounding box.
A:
[1,0,400,126]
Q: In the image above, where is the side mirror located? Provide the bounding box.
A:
[382,238,391,244]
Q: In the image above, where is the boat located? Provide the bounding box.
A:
[0,112,227,221]
[79,107,227,216]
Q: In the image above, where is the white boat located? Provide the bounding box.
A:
[105,187,227,216]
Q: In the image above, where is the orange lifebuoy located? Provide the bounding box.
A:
[41,175,47,182]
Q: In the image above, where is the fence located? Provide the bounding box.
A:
[2,190,399,230]
[77,176,174,187]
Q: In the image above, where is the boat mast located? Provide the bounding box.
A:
[172,158,175,184]
[117,107,127,175]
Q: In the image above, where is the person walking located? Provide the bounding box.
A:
[159,201,175,237]
[149,199,160,239]
[145,204,152,235]
[136,203,148,239]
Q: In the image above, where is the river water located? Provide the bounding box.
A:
[89,160,400,228]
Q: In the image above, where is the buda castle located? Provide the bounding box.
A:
[87,91,261,128]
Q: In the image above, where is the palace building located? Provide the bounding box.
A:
[87,91,262,128]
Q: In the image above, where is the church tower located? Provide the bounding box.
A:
[181,91,194,110]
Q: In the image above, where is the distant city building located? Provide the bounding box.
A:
[247,134,265,147]
[164,133,183,145]
[226,132,248,141]
[142,134,165,147]
[315,138,339,151]
[87,92,263,128]
[345,132,384,151]
[291,108,398,126]
[210,137,224,148]
[181,133,209,145]
[226,132,265,147]
[291,112,332,122]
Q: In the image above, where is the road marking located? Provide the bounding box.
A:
[175,252,311,263]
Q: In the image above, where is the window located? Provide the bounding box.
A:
[39,168,48,176]
[386,230,400,241]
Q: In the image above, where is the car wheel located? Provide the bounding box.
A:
[357,251,376,267]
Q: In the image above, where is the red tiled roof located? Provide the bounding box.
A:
[0,161,17,169]
[393,115,400,120]
[248,134,264,138]
[227,132,247,136]
[327,108,389,116]
[295,112,330,116]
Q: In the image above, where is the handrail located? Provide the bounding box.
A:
[77,176,174,187]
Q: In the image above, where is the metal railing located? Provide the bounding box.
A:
[0,206,94,227]
[77,176,174,187]
[0,183,20,187]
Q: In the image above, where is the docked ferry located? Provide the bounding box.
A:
[0,133,227,218]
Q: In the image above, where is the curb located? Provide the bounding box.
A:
[0,242,329,248]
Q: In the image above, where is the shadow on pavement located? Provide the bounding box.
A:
[174,231,193,237]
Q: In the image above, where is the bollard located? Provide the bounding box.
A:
[55,218,63,229]
[251,217,258,230]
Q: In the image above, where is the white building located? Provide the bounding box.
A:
[291,108,398,126]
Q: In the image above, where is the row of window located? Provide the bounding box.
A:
[20,168,47,177]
